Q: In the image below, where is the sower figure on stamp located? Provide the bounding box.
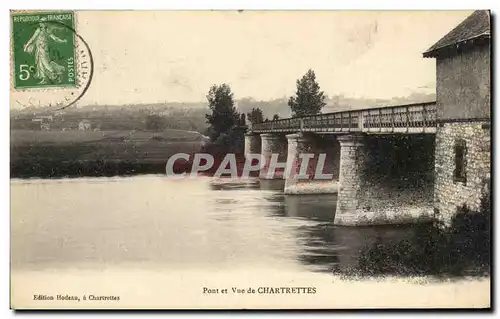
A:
[23,18,67,85]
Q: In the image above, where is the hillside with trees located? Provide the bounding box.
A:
[11,92,436,133]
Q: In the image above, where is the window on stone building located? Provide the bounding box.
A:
[454,139,467,183]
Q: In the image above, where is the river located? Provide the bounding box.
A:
[10,175,490,309]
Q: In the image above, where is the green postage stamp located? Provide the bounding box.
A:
[11,11,76,89]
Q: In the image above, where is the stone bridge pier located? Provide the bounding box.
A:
[333,134,366,225]
[334,133,436,226]
[244,133,261,158]
[284,133,339,194]
[259,133,288,179]
[243,132,436,226]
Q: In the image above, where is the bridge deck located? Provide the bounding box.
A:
[250,101,437,134]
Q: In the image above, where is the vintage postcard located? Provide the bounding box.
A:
[10,10,491,310]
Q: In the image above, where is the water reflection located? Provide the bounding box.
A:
[259,179,286,191]
[209,178,261,191]
[268,192,412,272]
[281,195,337,221]
[210,178,413,274]
[11,176,413,275]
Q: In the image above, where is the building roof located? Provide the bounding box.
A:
[423,10,491,58]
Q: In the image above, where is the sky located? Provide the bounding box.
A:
[23,11,476,106]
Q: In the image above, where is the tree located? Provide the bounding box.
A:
[247,107,264,124]
[145,114,166,131]
[288,69,326,117]
[272,114,280,121]
[205,84,239,141]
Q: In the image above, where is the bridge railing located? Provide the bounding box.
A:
[251,101,436,133]
[299,111,359,132]
[250,117,302,132]
[362,102,436,132]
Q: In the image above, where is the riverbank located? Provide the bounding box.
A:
[10,154,250,179]
[10,159,167,179]
[10,129,206,178]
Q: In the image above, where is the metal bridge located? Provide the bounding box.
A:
[250,101,437,134]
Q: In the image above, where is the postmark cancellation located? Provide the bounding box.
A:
[10,10,93,110]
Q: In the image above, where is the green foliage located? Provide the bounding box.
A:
[288,69,326,117]
[201,127,246,155]
[272,114,280,121]
[247,107,264,124]
[340,187,491,278]
[239,113,246,126]
[205,84,239,141]
[145,114,166,131]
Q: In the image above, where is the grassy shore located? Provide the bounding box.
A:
[333,193,491,279]
[11,129,206,178]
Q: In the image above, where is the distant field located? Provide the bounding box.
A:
[10,129,207,167]
[11,130,120,145]
[11,129,206,146]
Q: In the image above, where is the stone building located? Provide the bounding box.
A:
[31,115,53,130]
[423,10,491,222]
[78,119,92,131]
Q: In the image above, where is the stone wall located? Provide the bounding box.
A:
[434,121,491,222]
